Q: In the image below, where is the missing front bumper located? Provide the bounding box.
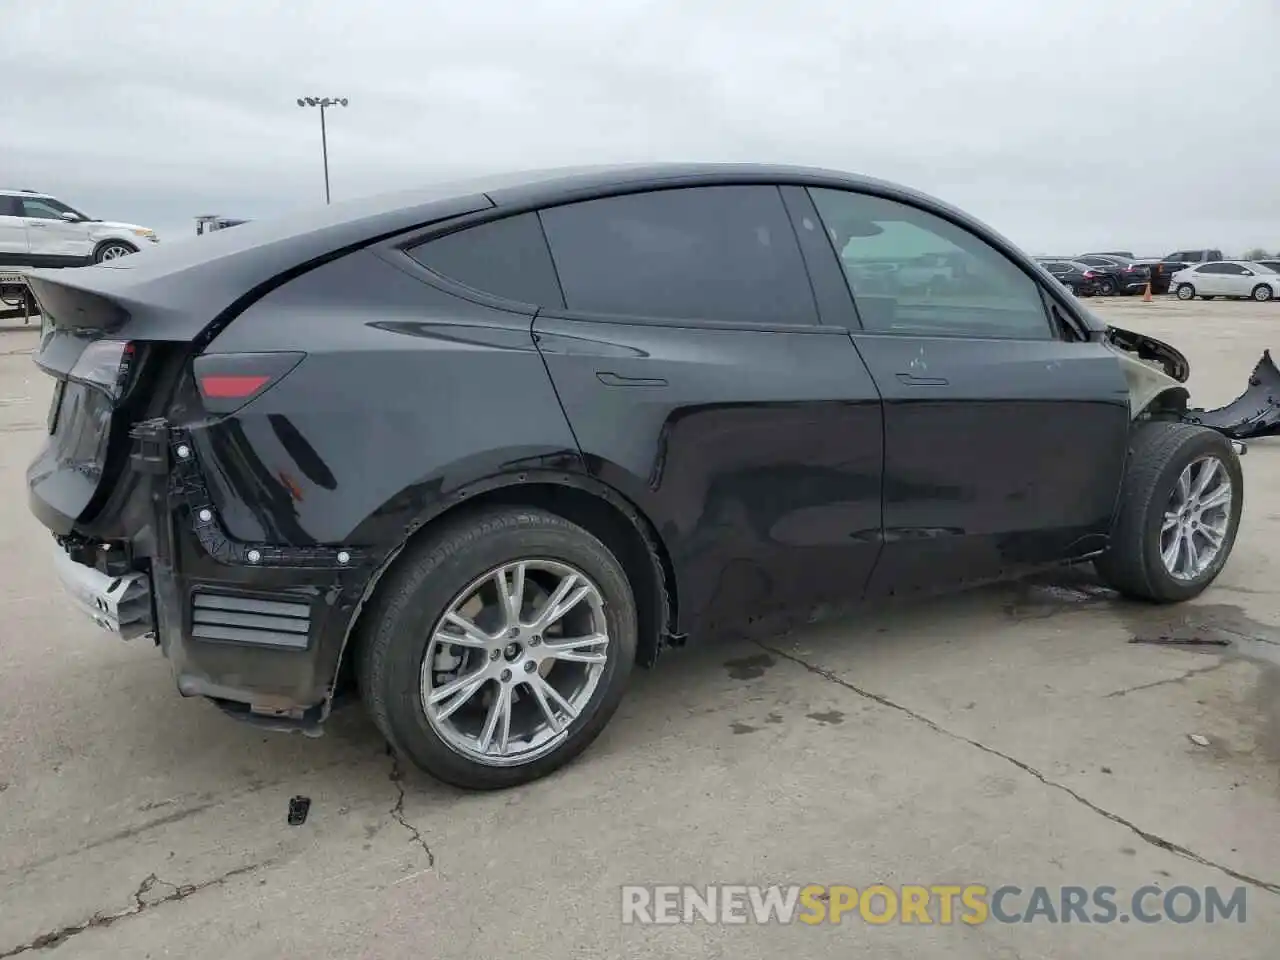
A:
[1185,350,1280,441]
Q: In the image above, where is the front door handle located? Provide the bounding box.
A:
[596,371,668,388]
[896,373,949,386]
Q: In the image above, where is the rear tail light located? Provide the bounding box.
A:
[193,352,305,414]
[1083,271,1096,279]
[69,340,136,401]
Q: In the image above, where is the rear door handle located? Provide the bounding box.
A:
[896,373,949,386]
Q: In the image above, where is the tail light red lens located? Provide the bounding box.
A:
[193,352,305,414]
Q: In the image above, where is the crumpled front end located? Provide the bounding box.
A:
[1184,350,1280,441]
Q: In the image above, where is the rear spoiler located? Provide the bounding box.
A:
[25,188,495,345]
[26,275,128,332]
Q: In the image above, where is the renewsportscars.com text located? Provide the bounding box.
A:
[621,884,1248,925]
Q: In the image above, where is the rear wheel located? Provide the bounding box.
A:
[1253,284,1274,302]
[357,507,638,790]
[1176,283,1195,300]
[1095,422,1242,603]
[1098,278,1117,296]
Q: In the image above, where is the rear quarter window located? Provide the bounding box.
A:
[406,212,565,308]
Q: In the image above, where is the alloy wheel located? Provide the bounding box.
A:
[1254,285,1273,302]
[1160,456,1232,581]
[99,244,133,261]
[419,559,610,766]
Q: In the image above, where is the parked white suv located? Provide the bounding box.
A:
[0,189,158,268]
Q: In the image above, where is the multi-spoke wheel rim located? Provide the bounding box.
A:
[1255,286,1272,302]
[1160,456,1232,581]
[99,245,131,260]
[1177,285,1193,300]
[420,559,609,767]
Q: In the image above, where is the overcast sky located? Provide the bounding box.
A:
[3,0,1276,253]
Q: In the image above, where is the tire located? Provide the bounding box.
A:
[1176,283,1195,300]
[94,241,137,263]
[1253,285,1274,302]
[1098,278,1117,296]
[1095,421,1243,603]
[357,507,638,790]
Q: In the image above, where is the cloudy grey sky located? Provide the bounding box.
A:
[3,0,1276,253]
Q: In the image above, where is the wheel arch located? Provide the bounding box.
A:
[328,470,679,713]
[92,237,138,259]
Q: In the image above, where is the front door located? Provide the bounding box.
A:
[19,197,93,262]
[802,186,1132,597]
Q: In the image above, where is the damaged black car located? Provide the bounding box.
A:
[26,164,1249,790]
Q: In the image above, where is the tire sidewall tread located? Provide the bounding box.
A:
[357,507,637,790]
[1096,421,1242,602]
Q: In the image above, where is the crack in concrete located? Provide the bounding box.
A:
[0,860,274,957]
[1104,660,1230,698]
[387,752,436,868]
[758,641,1280,897]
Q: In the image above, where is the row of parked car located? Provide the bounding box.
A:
[1037,249,1280,302]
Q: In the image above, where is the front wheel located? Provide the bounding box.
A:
[357,507,638,790]
[1253,284,1274,302]
[1095,422,1242,603]
[1176,283,1196,300]
[94,241,137,263]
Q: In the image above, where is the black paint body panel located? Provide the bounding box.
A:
[533,316,885,639]
[850,334,1131,596]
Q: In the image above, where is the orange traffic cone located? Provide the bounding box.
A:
[1142,282,1152,302]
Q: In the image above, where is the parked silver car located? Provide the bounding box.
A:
[1171,261,1280,302]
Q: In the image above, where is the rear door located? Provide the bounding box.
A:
[530,184,885,639]
[0,196,30,262]
[1192,263,1228,295]
[801,186,1131,597]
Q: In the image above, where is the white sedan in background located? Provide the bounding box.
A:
[1172,260,1280,302]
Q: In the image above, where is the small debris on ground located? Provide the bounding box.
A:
[287,795,311,826]
[1130,637,1230,647]
[1100,767,1113,775]
[1188,734,1210,747]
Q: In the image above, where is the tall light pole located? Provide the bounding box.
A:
[296,96,348,204]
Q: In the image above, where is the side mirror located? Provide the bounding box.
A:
[58,211,80,222]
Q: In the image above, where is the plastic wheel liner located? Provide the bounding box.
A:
[1184,350,1280,440]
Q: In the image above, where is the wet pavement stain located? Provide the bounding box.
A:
[765,712,785,724]
[806,709,845,725]
[730,721,759,735]
[1114,600,1280,761]
[1001,569,1119,621]
[724,653,776,680]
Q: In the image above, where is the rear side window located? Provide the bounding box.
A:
[538,185,818,325]
[1197,263,1226,273]
[406,213,565,308]
[0,196,19,216]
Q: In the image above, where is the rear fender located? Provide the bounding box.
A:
[325,466,674,717]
